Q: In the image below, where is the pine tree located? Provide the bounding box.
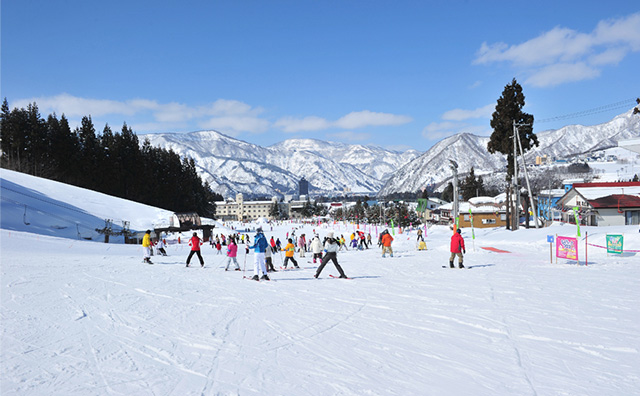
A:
[441,182,454,202]
[487,78,538,182]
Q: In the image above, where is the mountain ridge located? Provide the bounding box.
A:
[141,109,640,198]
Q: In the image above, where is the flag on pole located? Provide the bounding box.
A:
[573,206,581,237]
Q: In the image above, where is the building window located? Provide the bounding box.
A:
[482,218,496,224]
[626,210,640,225]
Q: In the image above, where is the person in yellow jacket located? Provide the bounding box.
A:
[282,238,299,269]
[142,230,153,264]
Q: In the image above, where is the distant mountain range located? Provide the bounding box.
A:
[141,109,640,198]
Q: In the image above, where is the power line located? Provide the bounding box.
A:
[537,98,637,124]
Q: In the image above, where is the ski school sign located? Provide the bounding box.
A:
[606,234,624,255]
[556,236,578,261]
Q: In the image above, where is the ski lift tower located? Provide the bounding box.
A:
[449,159,459,232]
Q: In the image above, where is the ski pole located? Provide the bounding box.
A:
[243,249,247,278]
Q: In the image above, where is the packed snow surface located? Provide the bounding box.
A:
[2,170,640,395]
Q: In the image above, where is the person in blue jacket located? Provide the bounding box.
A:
[248,228,270,281]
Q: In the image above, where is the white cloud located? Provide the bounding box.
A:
[274,116,331,133]
[334,110,412,129]
[12,94,270,135]
[14,93,139,117]
[526,62,601,87]
[473,12,640,87]
[441,104,494,121]
[275,110,412,133]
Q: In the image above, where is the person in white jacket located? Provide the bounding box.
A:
[310,234,323,264]
[314,232,348,279]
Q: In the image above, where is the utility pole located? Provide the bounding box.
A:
[512,121,519,230]
[515,122,540,228]
[449,160,459,232]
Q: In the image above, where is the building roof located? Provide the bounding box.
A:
[589,194,640,209]
[573,182,640,200]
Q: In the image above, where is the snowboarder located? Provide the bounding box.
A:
[314,232,348,279]
[186,232,205,267]
[248,228,270,280]
[449,228,466,268]
[142,230,153,264]
[381,229,394,257]
[310,234,323,263]
[225,237,240,271]
[282,238,300,269]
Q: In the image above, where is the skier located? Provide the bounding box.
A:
[265,242,277,272]
[270,236,277,253]
[314,232,348,279]
[156,238,168,256]
[338,234,347,251]
[186,232,205,267]
[225,237,240,271]
[216,239,222,255]
[310,234,323,264]
[449,228,466,268]
[142,230,153,264]
[248,228,270,280]
[282,238,300,269]
[381,229,394,257]
[297,234,307,258]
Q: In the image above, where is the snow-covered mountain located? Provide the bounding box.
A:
[378,133,506,196]
[380,109,640,195]
[141,132,420,198]
[141,109,640,198]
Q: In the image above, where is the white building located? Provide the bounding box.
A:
[215,194,279,222]
[555,182,640,226]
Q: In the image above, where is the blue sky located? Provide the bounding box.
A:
[2,1,639,152]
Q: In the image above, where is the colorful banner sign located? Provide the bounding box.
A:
[606,234,624,255]
[556,236,578,261]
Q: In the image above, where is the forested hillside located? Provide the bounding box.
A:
[0,99,220,216]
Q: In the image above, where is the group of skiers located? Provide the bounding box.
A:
[142,224,467,275]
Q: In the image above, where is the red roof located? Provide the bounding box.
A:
[589,194,640,209]
[573,182,640,188]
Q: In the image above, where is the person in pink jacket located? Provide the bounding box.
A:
[449,228,466,268]
[225,237,240,271]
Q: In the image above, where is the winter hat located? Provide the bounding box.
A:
[327,232,334,239]
[456,228,461,234]
[257,227,263,233]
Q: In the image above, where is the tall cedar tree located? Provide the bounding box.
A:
[487,79,538,182]
[460,167,486,200]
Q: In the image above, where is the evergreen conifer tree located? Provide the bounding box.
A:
[487,78,538,182]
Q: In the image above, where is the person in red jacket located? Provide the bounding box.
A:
[186,232,205,267]
[449,228,466,268]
